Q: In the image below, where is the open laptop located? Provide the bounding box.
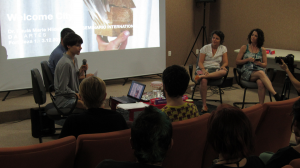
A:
[112,81,146,103]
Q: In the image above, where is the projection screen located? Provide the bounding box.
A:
[0,0,166,91]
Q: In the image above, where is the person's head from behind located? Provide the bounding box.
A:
[211,30,225,46]
[131,106,173,164]
[162,65,190,98]
[247,28,264,48]
[60,28,75,43]
[63,33,83,53]
[292,98,300,145]
[208,104,254,161]
[79,76,106,109]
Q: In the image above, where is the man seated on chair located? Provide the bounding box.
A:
[161,65,199,122]
[59,76,128,138]
[49,28,93,79]
[49,28,74,75]
[96,106,173,168]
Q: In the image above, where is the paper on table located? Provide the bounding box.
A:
[117,102,149,110]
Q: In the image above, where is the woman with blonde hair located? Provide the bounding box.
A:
[59,76,128,138]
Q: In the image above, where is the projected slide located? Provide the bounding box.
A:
[0,0,160,59]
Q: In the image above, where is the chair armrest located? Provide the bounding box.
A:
[233,68,241,85]
[189,64,195,82]
[223,66,230,81]
[49,89,79,116]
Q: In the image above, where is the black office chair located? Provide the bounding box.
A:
[233,65,277,109]
[31,68,80,143]
[41,61,54,92]
[189,65,229,104]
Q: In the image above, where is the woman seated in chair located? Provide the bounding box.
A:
[236,28,280,103]
[208,104,264,168]
[194,30,228,112]
[59,76,128,138]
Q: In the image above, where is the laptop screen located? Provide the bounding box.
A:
[127,81,146,100]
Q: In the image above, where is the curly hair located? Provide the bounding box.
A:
[207,104,254,161]
[62,33,83,51]
[247,28,264,48]
[162,65,190,98]
[211,30,225,45]
[131,106,172,164]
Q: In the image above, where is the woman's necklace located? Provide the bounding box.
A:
[251,45,258,53]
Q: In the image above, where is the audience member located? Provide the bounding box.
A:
[208,104,264,168]
[236,28,280,103]
[161,65,199,122]
[49,28,74,75]
[194,30,228,112]
[265,98,300,168]
[96,106,173,168]
[54,33,87,109]
[59,76,128,138]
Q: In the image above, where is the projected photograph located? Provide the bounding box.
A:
[0,0,160,59]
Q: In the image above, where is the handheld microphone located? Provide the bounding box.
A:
[82,59,87,78]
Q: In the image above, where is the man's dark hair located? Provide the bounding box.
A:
[247,28,265,48]
[292,98,300,130]
[63,33,83,51]
[61,28,75,40]
[162,65,190,97]
[211,30,225,44]
[131,106,172,164]
[207,104,254,161]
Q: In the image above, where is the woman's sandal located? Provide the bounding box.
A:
[201,105,208,113]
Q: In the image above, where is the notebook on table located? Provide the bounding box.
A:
[112,81,146,103]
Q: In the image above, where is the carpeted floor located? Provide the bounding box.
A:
[193,100,218,114]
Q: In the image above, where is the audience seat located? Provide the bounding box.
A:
[163,113,211,168]
[0,136,76,168]
[75,129,135,168]
[282,165,294,168]
[289,158,300,168]
[254,97,299,155]
[242,104,265,135]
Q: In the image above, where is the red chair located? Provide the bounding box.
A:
[254,97,299,155]
[0,136,76,168]
[75,129,135,168]
[282,165,294,168]
[289,158,300,168]
[242,104,265,135]
[163,113,211,168]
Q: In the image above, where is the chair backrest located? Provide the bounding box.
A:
[283,165,294,168]
[75,129,135,168]
[290,158,300,168]
[242,104,265,135]
[31,68,46,105]
[0,136,76,168]
[163,113,211,168]
[254,97,299,155]
[41,61,54,92]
